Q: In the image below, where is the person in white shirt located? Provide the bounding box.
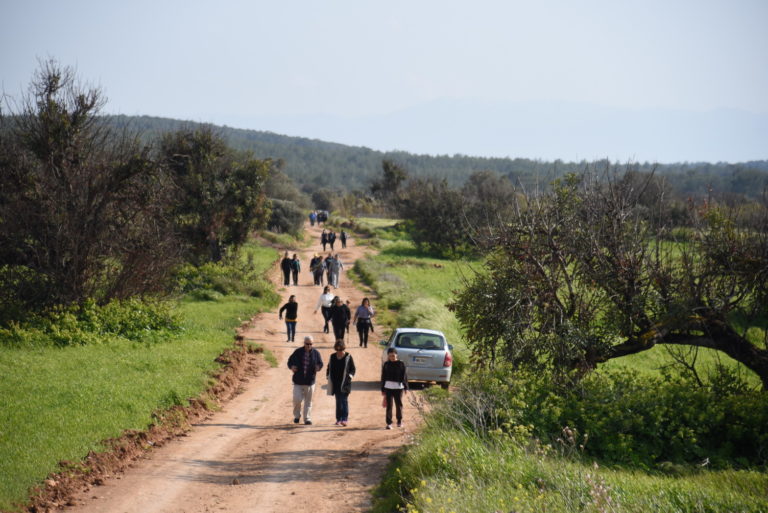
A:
[314,285,335,334]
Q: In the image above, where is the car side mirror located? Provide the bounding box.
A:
[448,344,454,350]
[379,340,388,346]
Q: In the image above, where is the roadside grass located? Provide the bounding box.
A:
[373,427,768,513]
[0,244,279,511]
[358,235,768,513]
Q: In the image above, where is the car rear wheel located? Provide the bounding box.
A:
[439,382,450,390]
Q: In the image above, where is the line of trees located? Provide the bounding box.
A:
[378,161,768,389]
[0,61,274,322]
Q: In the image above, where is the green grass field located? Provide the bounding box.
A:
[0,245,279,511]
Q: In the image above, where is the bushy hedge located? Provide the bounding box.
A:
[266,198,305,235]
[438,366,768,469]
[174,259,275,300]
[0,298,181,348]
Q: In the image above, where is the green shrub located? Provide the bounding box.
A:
[0,298,182,348]
[267,198,305,235]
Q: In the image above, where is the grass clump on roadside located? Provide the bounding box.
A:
[0,244,280,512]
[373,366,768,513]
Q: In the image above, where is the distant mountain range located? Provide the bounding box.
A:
[110,114,768,199]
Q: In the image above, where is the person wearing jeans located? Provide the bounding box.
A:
[287,336,323,425]
[327,340,356,426]
[278,295,298,342]
[353,297,375,348]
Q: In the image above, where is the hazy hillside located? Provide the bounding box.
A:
[110,115,768,199]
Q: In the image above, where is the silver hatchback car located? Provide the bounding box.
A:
[380,328,453,389]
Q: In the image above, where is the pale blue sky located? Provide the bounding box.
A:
[2,0,767,162]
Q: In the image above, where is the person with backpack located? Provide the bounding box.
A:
[309,253,325,286]
[280,251,292,286]
[326,340,356,426]
[291,253,301,286]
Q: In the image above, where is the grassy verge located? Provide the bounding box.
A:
[0,244,279,511]
[355,236,768,513]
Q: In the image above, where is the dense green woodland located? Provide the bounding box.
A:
[111,115,768,200]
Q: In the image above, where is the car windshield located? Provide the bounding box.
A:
[395,333,445,350]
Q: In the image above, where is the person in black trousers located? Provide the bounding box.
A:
[340,230,347,248]
[321,230,328,251]
[278,295,298,342]
[291,253,301,286]
[381,348,408,429]
[280,251,292,286]
[328,296,349,342]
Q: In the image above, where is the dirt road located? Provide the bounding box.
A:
[68,224,415,513]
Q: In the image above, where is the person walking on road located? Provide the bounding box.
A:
[381,348,408,429]
[328,231,337,251]
[309,253,325,286]
[353,297,375,348]
[326,340,356,426]
[328,296,349,341]
[287,336,323,425]
[291,253,301,286]
[280,251,292,286]
[278,295,299,342]
[328,253,343,288]
[340,230,348,248]
[321,230,328,251]
[314,285,335,333]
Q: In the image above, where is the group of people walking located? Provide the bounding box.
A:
[287,336,408,429]
[320,229,347,251]
[283,251,344,289]
[279,220,406,429]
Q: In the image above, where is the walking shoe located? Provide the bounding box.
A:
[397,421,403,428]
[334,420,341,426]
[304,420,313,425]
[293,418,300,424]
[341,421,347,426]
[386,424,392,430]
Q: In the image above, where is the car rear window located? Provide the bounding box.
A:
[395,333,445,350]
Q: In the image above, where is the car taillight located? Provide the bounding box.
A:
[443,352,452,367]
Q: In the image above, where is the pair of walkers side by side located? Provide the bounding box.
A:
[285,339,408,429]
[309,253,326,286]
[280,251,301,286]
[324,253,343,288]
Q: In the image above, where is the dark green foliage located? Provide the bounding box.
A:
[439,366,768,468]
[396,177,470,256]
[160,127,272,263]
[0,298,181,348]
[450,168,768,388]
[311,187,335,211]
[109,115,768,204]
[0,61,179,315]
[173,257,276,300]
[266,198,305,235]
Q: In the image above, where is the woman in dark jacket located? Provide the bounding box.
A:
[326,340,356,426]
[280,251,292,286]
[381,348,408,429]
[328,296,349,341]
